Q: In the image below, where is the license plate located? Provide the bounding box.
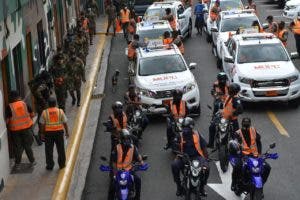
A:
[265,91,278,97]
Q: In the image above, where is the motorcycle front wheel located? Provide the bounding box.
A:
[218,145,229,173]
[250,188,263,200]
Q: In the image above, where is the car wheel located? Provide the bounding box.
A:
[187,20,192,38]
[289,99,299,108]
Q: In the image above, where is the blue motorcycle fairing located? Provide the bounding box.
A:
[120,189,129,200]
[229,155,240,167]
[252,175,263,188]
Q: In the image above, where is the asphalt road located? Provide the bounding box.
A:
[82,0,300,199]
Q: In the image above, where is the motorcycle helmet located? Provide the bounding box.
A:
[121,129,132,147]
[228,139,241,155]
[182,117,195,129]
[172,89,183,103]
[241,117,251,129]
[112,101,123,115]
[217,72,227,86]
[228,83,241,96]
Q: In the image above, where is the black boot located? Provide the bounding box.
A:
[70,91,76,105]
[176,183,184,196]
[200,185,207,197]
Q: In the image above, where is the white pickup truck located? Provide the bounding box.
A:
[144,1,193,38]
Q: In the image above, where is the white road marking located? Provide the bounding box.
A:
[208,161,246,200]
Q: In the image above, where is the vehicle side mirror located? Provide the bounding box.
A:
[142,155,148,161]
[100,156,107,161]
[262,23,269,30]
[269,143,276,149]
[189,62,197,70]
[224,56,234,63]
[211,27,218,32]
[178,14,185,19]
[290,52,299,59]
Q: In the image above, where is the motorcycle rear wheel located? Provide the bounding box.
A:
[218,145,229,173]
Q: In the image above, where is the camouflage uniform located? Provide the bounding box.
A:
[86,0,99,16]
[49,55,68,111]
[86,9,96,44]
[106,3,117,35]
[66,54,86,107]
[72,31,88,66]
[64,29,75,53]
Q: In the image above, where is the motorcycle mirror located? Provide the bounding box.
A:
[100,156,107,161]
[142,155,148,161]
[207,105,212,110]
[269,143,276,149]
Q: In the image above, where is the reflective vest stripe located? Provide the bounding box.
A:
[293,20,300,35]
[171,101,186,119]
[44,108,64,132]
[116,144,134,171]
[222,96,237,120]
[278,29,288,46]
[238,127,258,156]
[120,9,130,23]
[111,113,127,132]
[8,101,33,131]
[180,131,205,158]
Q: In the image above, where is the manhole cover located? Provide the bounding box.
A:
[11,163,34,174]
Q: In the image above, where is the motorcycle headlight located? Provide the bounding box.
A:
[219,118,228,132]
[238,76,253,85]
[192,160,200,168]
[288,74,299,83]
[119,179,128,186]
[191,167,200,177]
[183,82,196,93]
[138,88,156,98]
[251,166,261,174]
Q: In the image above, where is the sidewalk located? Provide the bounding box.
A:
[0,16,109,200]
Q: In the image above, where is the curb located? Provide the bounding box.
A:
[67,36,112,200]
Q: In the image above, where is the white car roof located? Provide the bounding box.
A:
[220,9,257,19]
[136,20,171,31]
[137,44,182,58]
[148,1,180,9]
[232,33,282,46]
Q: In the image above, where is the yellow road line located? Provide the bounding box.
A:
[267,111,290,137]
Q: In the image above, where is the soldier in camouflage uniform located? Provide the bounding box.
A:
[66,51,86,107]
[86,8,96,44]
[28,70,52,145]
[73,30,88,66]
[49,55,68,111]
[51,46,69,65]
[64,27,75,53]
[85,0,99,17]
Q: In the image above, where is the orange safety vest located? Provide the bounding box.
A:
[163,38,173,45]
[127,42,136,59]
[180,131,205,158]
[43,107,64,132]
[171,100,186,119]
[120,9,130,23]
[293,19,300,35]
[214,81,229,102]
[8,101,33,131]
[222,96,237,120]
[111,112,127,132]
[238,127,258,157]
[116,144,134,171]
[278,29,288,47]
[82,18,89,33]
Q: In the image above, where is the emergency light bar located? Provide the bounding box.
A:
[154,2,173,5]
[140,20,167,27]
[142,43,177,51]
[241,33,275,40]
[221,9,255,16]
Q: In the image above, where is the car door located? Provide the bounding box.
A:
[212,18,220,46]
[223,39,235,77]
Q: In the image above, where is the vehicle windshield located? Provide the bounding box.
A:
[237,44,289,63]
[145,8,175,19]
[135,0,155,6]
[221,16,258,32]
[139,54,186,76]
[220,1,243,10]
[138,28,172,41]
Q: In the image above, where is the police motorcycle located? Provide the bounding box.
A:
[100,156,149,200]
[229,142,279,200]
[174,151,210,200]
[208,104,233,172]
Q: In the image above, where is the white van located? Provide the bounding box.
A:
[283,0,300,19]
[0,90,10,191]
